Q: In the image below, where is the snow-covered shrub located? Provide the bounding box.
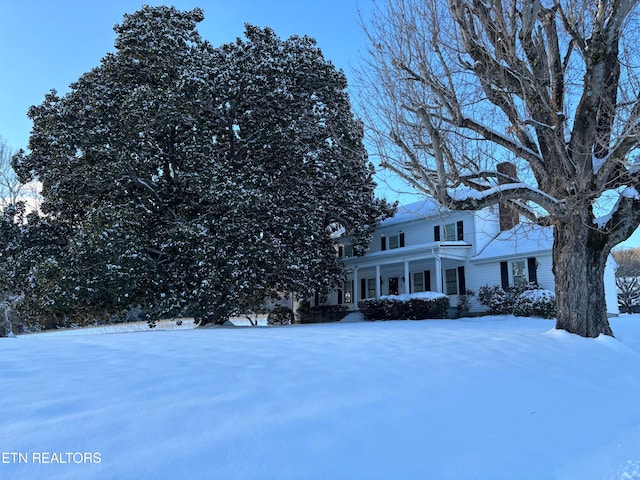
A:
[357,298,388,320]
[478,283,542,315]
[456,289,476,314]
[267,307,294,325]
[477,285,510,314]
[358,292,449,320]
[514,289,557,319]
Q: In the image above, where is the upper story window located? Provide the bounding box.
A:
[337,244,354,258]
[434,221,464,242]
[381,233,405,251]
[444,223,456,241]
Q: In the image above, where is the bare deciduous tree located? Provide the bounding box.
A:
[0,138,22,209]
[613,247,640,312]
[0,137,40,212]
[359,0,640,337]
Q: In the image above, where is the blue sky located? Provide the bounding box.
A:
[0,0,367,148]
[0,0,411,203]
[1,0,639,248]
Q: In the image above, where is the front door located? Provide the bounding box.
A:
[388,277,399,296]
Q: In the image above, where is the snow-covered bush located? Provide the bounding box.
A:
[514,289,557,319]
[358,292,449,320]
[477,285,510,314]
[267,307,294,326]
[456,289,476,314]
[478,283,542,315]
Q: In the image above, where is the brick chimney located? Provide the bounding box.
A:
[497,162,519,231]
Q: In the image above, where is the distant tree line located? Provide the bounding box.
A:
[613,247,640,313]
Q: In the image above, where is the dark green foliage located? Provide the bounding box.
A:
[266,307,294,326]
[9,6,393,327]
[297,303,348,323]
[513,290,557,319]
[477,285,510,315]
[358,295,449,320]
[478,283,544,316]
[456,289,475,313]
[0,204,72,330]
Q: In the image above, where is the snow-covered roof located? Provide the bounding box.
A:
[472,223,554,262]
[379,198,446,227]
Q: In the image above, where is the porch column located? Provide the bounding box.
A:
[353,267,359,305]
[375,265,381,298]
[433,250,443,293]
[404,260,410,294]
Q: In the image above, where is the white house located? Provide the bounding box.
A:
[324,198,619,316]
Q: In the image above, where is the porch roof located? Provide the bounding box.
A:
[342,241,472,269]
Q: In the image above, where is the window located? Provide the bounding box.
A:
[413,272,425,293]
[367,278,377,299]
[445,268,458,295]
[361,278,377,299]
[382,233,405,250]
[338,245,353,258]
[444,223,456,241]
[500,258,537,288]
[413,271,431,292]
[436,221,464,241]
[512,260,527,287]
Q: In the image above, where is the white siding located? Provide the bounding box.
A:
[534,255,555,290]
[605,257,619,316]
[369,210,477,255]
[465,253,554,312]
[329,201,619,318]
[472,206,502,254]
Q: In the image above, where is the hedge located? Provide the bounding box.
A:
[358,292,450,320]
[513,289,556,319]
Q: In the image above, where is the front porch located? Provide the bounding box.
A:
[335,242,472,310]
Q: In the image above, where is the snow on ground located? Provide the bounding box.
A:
[1,315,640,480]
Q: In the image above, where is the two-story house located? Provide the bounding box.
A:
[325,198,619,316]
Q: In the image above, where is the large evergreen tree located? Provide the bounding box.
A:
[12,6,393,327]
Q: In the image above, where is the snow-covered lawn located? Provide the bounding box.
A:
[2,315,640,480]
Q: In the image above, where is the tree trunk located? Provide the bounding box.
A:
[552,220,613,338]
